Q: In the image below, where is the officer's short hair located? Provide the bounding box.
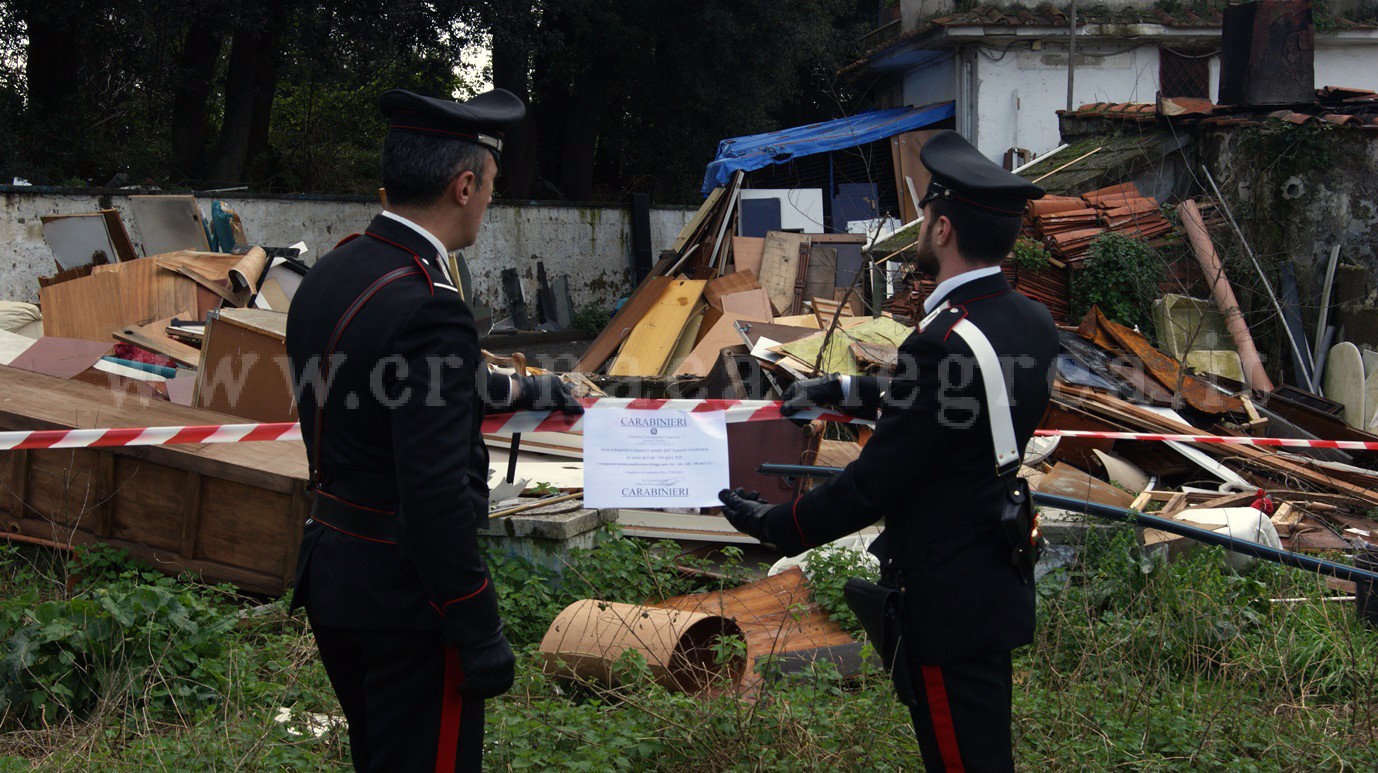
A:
[928,198,1023,265]
[381,132,490,208]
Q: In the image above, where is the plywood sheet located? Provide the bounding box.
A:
[93,258,199,326]
[703,270,762,311]
[758,232,810,316]
[718,288,774,322]
[574,276,673,373]
[609,280,707,377]
[37,272,124,342]
[731,237,766,277]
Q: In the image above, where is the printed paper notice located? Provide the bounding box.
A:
[583,408,729,509]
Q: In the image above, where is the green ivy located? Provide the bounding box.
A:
[1071,232,1164,336]
[572,304,611,335]
[1012,236,1052,273]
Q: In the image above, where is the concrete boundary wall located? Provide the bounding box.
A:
[0,187,696,317]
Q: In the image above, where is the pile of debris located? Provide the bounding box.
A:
[573,172,911,386]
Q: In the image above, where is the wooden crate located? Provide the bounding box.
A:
[0,365,309,595]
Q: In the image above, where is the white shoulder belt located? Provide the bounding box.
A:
[947,317,1021,472]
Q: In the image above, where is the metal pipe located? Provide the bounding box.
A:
[755,463,1378,584]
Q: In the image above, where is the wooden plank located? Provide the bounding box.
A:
[5,451,28,523]
[114,313,201,368]
[671,187,725,254]
[38,272,124,342]
[609,280,708,377]
[719,289,774,322]
[574,276,673,373]
[703,270,762,311]
[179,470,203,559]
[758,232,810,316]
[0,365,307,493]
[1035,462,1137,508]
[93,257,199,326]
[790,240,812,315]
[731,237,765,277]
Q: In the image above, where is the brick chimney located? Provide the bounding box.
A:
[1218,0,1315,106]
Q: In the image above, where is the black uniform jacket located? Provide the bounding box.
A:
[761,272,1058,663]
[285,215,503,650]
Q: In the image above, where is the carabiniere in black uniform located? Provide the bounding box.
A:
[286,88,580,772]
[720,131,1058,771]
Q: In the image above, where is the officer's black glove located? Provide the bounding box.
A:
[781,374,884,421]
[780,375,846,418]
[456,629,516,699]
[717,488,775,547]
[512,374,584,415]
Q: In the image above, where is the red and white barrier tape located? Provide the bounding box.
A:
[1033,429,1378,452]
[2,399,1375,452]
[0,399,864,451]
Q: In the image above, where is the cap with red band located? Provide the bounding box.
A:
[918,130,1045,217]
[378,88,526,162]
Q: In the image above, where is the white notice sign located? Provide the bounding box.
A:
[583,408,730,509]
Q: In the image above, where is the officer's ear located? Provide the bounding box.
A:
[933,214,956,249]
[451,169,478,207]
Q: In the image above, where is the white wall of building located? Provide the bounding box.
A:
[902,54,958,108]
[0,190,694,315]
[1315,41,1378,91]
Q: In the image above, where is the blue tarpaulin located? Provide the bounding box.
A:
[701,101,955,194]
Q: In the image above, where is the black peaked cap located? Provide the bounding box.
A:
[378,88,526,159]
[919,130,1045,216]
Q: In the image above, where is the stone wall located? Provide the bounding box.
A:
[0,187,695,318]
[1202,127,1378,345]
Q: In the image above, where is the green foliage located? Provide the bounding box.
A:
[1012,236,1052,272]
[4,527,1378,769]
[572,303,611,335]
[0,549,239,721]
[801,545,878,635]
[1237,119,1335,175]
[1071,232,1164,335]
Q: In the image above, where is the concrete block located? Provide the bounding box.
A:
[480,499,617,576]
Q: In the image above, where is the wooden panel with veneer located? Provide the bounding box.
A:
[757,232,809,316]
[608,280,707,377]
[93,258,199,326]
[574,276,673,373]
[108,457,187,552]
[195,478,296,578]
[38,272,125,342]
[731,237,766,277]
[718,289,774,322]
[703,270,762,311]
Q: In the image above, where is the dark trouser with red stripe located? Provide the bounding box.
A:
[309,619,486,772]
[904,650,1014,772]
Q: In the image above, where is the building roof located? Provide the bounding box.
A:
[844,2,1378,77]
[1059,87,1378,129]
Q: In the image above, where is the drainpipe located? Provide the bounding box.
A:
[1066,0,1077,111]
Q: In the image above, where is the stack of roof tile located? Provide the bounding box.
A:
[1025,183,1174,265]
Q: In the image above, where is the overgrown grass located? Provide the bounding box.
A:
[1,525,1375,770]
